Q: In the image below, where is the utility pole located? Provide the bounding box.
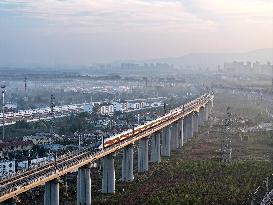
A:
[78,132,81,152]
[49,94,55,157]
[1,84,6,140]
[164,102,167,114]
[24,77,27,93]
[50,94,56,136]
[101,135,104,151]
[23,77,29,103]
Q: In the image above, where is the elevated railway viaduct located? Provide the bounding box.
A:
[0,93,214,205]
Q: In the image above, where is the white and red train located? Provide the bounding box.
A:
[101,94,211,149]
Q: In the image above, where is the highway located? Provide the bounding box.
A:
[0,93,213,202]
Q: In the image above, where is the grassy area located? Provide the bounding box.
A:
[91,133,273,205]
[19,92,273,205]
[214,93,272,122]
[90,92,273,205]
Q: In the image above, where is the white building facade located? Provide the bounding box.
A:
[0,160,16,178]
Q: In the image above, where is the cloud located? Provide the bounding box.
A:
[0,0,272,64]
[0,0,218,32]
[1,0,272,33]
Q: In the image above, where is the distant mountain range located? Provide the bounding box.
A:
[125,48,273,67]
[1,48,272,72]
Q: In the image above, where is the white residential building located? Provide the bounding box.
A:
[150,101,162,107]
[112,101,128,112]
[100,103,114,115]
[0,160,16,178]
[128,102,141,109]
[83,103,93,113]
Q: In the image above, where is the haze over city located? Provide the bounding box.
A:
[1,1,273,205]
[0,0,272,66]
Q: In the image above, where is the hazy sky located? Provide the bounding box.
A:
[0,0,272,66]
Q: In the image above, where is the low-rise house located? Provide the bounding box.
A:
[18,156,54,170]
[141,101,148,108]
[128,101,141,109]
[83,103,93,113]
[0,140,33,154]
[23,133,62,145]
[0,160,16,178]
[23,135,51,145]
[112,101,128,112]
[99,103,114,115]
[150,102,162,107]
[43,144,64,151]
[127,99,147,110]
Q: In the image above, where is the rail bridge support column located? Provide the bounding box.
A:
[162,126,171,157]
[186,113,193,139]
[151,132,161,163]
[44,178,59,205]
[201,106,206,123]
[171,123,179,150]
[198,107,205,127]
[178,119,184,148]
[77,164,92,205]
[207,101,212,115]
[102,154,115,194]
[193,112,199,133]
[204,105,209,121]
[183,116,187,142]
[138,137,149,172]
[122,144,134,181]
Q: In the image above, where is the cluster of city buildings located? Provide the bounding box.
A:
[0,133,63,178]
[0,156,55,179]
[1,97,165,126]
[0,96,166,178]
[0,103,83,126]
[223,61,272,75]
[120,63,174,70]
[94,62,174,71]
[84,96,165,116]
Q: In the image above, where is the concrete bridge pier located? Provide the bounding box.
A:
[162,126,171,157]
[138,138,149,172]
[201,106,206,123]
[198,107,205,127]
[178,119,184,148]
[102,154,116,194]
[208,102,212,115]
[77,164,92,205]
[183,116,187,142]
[204,105,209,121]
[122,144,134,181]
[151,132,161,163]
[193,112,199,133]
[208,99,213,114]
[171,123,179,150]
[44,178,59,205]
[186,113,193,139]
